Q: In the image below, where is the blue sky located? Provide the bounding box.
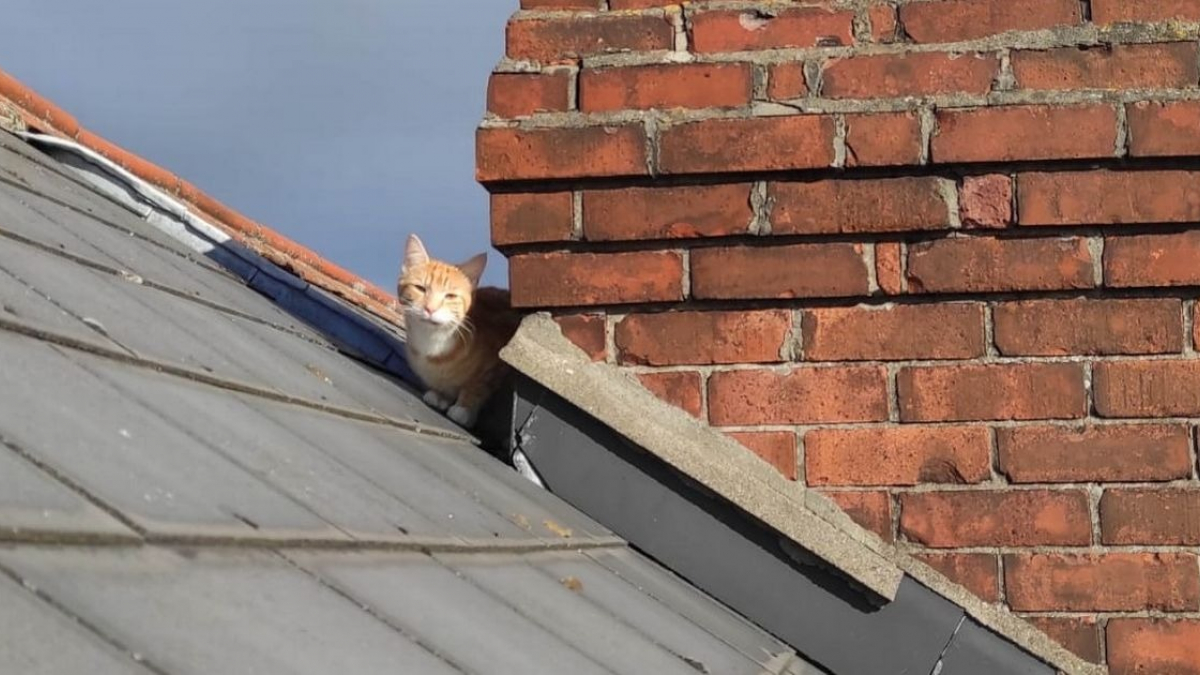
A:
[0,0,514,288]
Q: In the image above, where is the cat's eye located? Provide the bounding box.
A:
[445,292,459,300]
[412,284,427,293]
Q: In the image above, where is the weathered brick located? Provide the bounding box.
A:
[1106,232,1200,288]
[708,366,889,425]
[506,15,673,61]
[487,72,572,118]
[610,0,677,8]
[933,105,1117,164]
[657,115,836,174]
[1024,617,1102,664]
[690,7,855,53]
[476,125,648,182]
[1006,553,1200,612]
[1108,619,1200,675]
[844,112,923,166]
[1013,43,1199,90]
[767,62,807,99]
[508,251,683,307]
[959,175,1013,228]
[691,244,869,300]
[875,243,904,294]
[898,363,1086,422]
[1128,101,1200,157]
[823,490,893,542]
[580,63,753,112]
[899,490,1092,547]
[999,425,1193,483]
[993,298,1184,356]
[491,192,574,246]
[868,4,898,42]
[1019,170,1200,225]
[637,371,703,418]
[900,0,1081,43]
[805,426,991,486]
[582,184,752,241]
[615,310,792,366]
[521,0,596,7]
[906,237,1094,294]
[915,553,1000,602]
[1102,489,1200,546]
[1094,361,1200,417]
[554,314,607,361]
[727,431,797,480]
[770,177,951,235]
[822,52,997,98]
[1093,0,1200,24]
[802,303,985,361]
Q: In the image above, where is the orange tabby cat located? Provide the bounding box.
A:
[397,234,520,427]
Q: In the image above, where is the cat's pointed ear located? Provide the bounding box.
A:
[458,252,487,287]
[402,234,429,274]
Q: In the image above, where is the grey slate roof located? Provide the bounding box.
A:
[0,129,822,675]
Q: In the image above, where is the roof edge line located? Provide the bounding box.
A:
[0,66,399,323]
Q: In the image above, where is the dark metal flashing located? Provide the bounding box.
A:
[505,374,1058,675]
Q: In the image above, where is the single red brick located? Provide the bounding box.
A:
[615,310,792,366]
[580,63,753,112]
[1108,619,1200,675]
[906,237,1094,294]
[898,363,1087,422]
[822,490,894,541]
[994,298,1184,356]
[1094,361,1200,417]
[610,0,676,7]
[875,242,904,294]
[1128,100,1200,157]
[476,125,648,182]
[637,371,704,418]
[914,553,1000,602]
[1024,617,1102,664]
[999,425,1193,483]
[822,52,998,98]
[508,251,683,307]
[657,115,836,175]
[868,4,898,42]
[727,431,797,480]
[521,0,596,7]
[554,314,607,361]
[802,303,985,361]
[1013,43,1199,90]
[582,184,752,241]
[1105,232,1200,288]
[899,490,1092,547]
[491,192,574,246]
[771,177,951,235]
[959,174,1012,228]
[506,15,673,61]
[708,366,889,425]
[1093,0,1200,24]
[933,105,1117,164]
[1019,170,1200,226]
[767,62,807,100]
[690,7,855,53]
[1006,553,1200,612]
[1102,489,1200,546]
[900,0,1081,43]
[844,112,923,166]
[487,72,572,118]
[805,426,991,487]
[691,244,869,300]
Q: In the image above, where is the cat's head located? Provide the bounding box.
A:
[397,234,487,328]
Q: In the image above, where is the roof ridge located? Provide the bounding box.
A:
[0,67,400,326]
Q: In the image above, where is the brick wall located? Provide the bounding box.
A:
[477,1,1200,670]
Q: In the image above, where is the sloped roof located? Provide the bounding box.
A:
[0,96,819,673]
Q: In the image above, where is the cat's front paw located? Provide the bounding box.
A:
[447,404,477,427]
[422,389,453,411]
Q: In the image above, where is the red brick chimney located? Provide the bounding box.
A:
[477,1,1200,669]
